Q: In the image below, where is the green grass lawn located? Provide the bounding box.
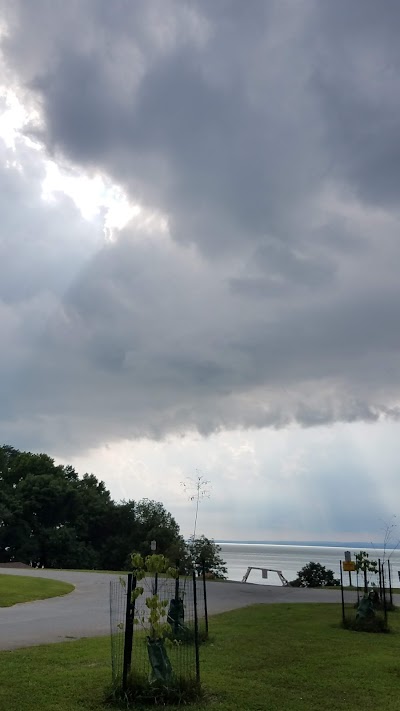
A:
[0,574,74,607]
[1,603,400,710]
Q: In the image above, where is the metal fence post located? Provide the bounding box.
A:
[192,570,201,684]
[381,563,388,627]
[175,560,180,603]
[122,573,134,693]
[340,561,345,625]
[201,558,209,639]
[388,560,393,607]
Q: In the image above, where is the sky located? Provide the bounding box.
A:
[0,0,399,543]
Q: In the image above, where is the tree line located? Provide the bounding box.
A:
[0,445,227,577]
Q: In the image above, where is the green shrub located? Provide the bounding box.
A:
[342,616,389,634]
[290,562,340,587]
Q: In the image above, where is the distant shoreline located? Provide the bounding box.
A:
[216,540,380,548]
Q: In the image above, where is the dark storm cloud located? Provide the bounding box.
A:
[1,0,400,453]
[2,0,326,252]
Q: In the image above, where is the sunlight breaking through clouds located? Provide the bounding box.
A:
[41,159,140,237]
[0,87,169,242]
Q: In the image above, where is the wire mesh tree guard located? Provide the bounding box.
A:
[339,558,393,632]
[109,560,208,703]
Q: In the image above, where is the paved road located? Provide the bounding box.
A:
[1,568,398,651]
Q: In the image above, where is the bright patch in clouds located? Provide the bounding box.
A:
[41,159,139,237]
[41,158,170,241]
[0,87,164,242]
[0,88,32,148]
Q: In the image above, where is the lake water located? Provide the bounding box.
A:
[218,542,400,586]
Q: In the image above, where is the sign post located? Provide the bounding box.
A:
[343,552,355,586]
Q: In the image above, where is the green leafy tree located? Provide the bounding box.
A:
[290,562,339,588]
[98,501,138,570]
[355,551,378,593]
[0,445,186,571]
[186,535,227,579]
[133,499,186,563]
[0,448,80,566]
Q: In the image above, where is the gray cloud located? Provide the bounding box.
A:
[2,0,326,251]
[1,1,400,454]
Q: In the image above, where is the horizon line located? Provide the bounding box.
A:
[215,539,382,548]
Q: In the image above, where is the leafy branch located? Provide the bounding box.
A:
[130,552,178,641]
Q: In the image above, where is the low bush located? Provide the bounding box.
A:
[342,616,389,634]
